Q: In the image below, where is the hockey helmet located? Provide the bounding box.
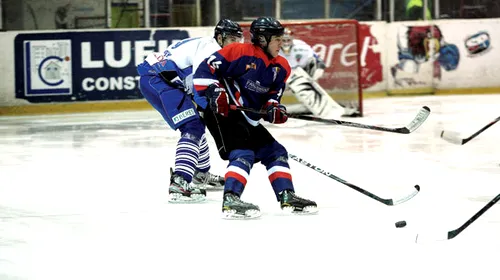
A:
[214,19,243,47]
[281,28,294,54]
[250,17,285,46]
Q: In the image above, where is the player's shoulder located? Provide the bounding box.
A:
[195,37,220,54]
[293,39,313,50]
[293,39,309,46]
[219,43,255,60]
[274,55,291,72]
[223,42,253,52]
[169,36,201,48]
[198,36,218,46]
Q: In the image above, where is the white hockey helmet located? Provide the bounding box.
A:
[281,28,294,54]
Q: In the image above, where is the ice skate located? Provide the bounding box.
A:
[279,190,318,214]
[221,192,261,219]
[192,170,225,191]
[169,169,206,203]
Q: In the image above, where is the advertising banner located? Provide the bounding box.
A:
[14,30,191,103]
[387,20,500,94]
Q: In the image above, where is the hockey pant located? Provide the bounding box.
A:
[202,108,294,200]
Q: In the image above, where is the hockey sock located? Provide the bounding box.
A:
[174,132,200,182]
[224,150,254,195]
[196,134,210,173]
[265,156,294,200]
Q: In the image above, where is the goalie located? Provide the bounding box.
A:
[279,28,360,118]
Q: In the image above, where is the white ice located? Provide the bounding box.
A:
[1,94,500,280]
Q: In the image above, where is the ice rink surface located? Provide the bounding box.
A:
[1,94,499,280]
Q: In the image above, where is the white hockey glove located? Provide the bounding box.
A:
[183,74,194,95]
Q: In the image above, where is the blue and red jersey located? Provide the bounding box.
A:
[193,43,291,125]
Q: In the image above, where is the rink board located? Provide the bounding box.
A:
[2,19,500,115]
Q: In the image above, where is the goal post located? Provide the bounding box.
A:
[239,19,363,117]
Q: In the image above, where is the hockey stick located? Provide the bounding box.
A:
[289,106,430,134]
[288,153,420,206]
[230,105,431,134]
[440,116,500,145]
[416,193,500,242]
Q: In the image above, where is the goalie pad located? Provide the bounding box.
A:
[304,57,325,81]
[287,67,345,118]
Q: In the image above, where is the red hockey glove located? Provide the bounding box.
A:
[205,83,229,117]
[266,102,288,124]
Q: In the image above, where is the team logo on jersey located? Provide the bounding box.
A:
[272,67,280,82]
[295,54,302,63]
[245,80,269,93]
[22,40,73,96]
[154,53,167,66]
[245,63,257,70]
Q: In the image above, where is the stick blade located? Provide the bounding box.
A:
[414,232,449,243]
[440,130,464,145]
[390,185,421,205]
[405,106,431,133]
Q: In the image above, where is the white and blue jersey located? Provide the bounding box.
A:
[279,39,318,70]
[136,35,224,130]
[137,36,223,92]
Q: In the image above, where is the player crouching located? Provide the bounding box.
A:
[137,19,244,203]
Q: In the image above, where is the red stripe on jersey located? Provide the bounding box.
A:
[209,64,216,74]
[217,42,290,81]
[268,171,292,183]
[225,171,247,186]
[218,43,270,65]
[194,85,208,92]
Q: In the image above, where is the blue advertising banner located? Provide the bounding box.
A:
[14,30,189,103]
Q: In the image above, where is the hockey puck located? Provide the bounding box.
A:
[395,221,407,228]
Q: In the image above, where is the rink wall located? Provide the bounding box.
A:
[1,18,500,115]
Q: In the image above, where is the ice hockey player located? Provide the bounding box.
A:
[280,28,327,82]
[279,28,360,118]
[193,16,318,219]
[136,19,243,203]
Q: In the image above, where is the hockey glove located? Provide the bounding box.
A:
[205,83,229,117]
[266,102,288,124]
[312,68,325,81]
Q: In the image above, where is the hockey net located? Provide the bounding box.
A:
[240,19,363,116]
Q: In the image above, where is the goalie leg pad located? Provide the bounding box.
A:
[287,67,345,118]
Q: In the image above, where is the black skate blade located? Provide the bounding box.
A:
[281,205,319,215]
[221,209,262,220]
[168,193,206,204]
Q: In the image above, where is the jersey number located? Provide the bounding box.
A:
[207,55,222,69]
